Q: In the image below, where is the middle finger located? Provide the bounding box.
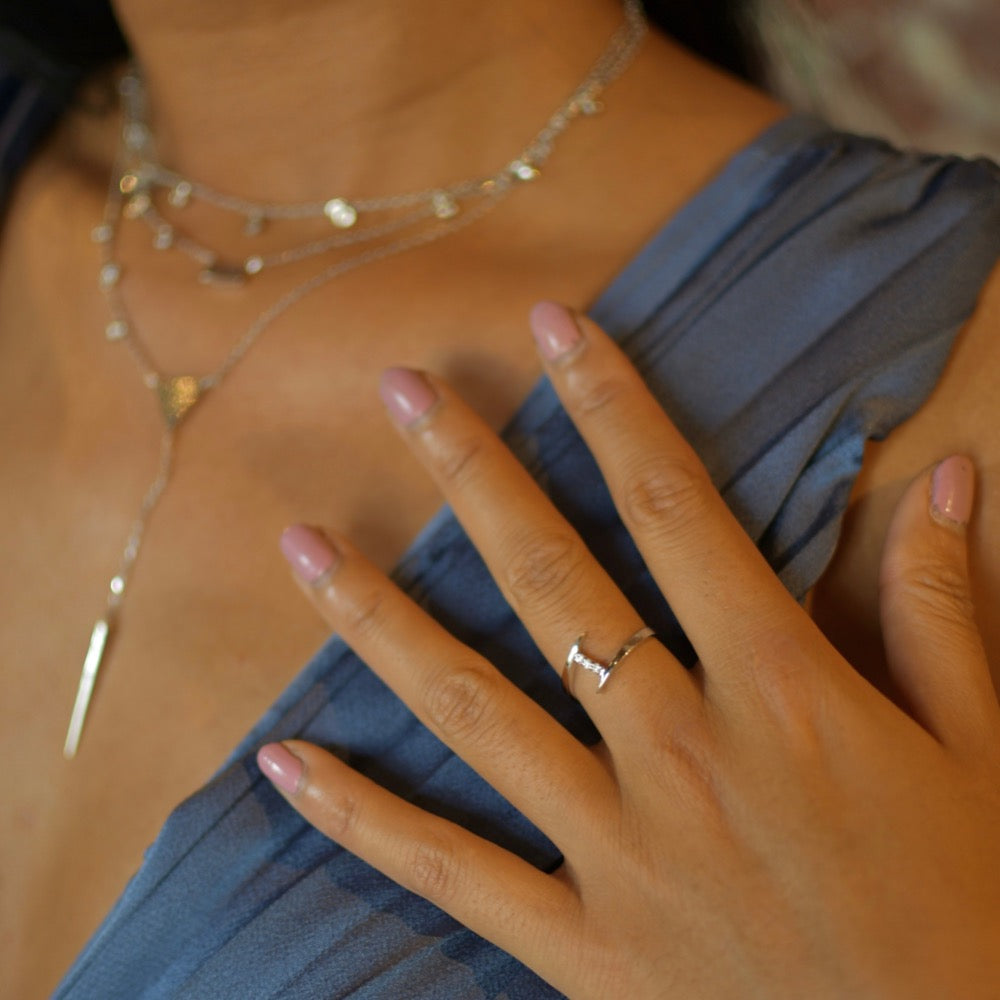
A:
[377,367,703,739]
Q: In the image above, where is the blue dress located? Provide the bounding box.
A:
[10,83,993,998]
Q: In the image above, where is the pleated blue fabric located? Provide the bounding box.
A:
[34,111,999,998]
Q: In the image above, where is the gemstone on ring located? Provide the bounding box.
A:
[563,626,656,694]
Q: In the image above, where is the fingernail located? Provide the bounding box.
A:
[379,367,438,426]
[280,524,339,583]
[257,742,303,795]
[529,301,583,362]
[931,455,974,526]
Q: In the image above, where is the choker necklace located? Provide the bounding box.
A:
[63,0,648,758]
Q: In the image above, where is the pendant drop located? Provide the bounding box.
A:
[431,191,460,219]
[123,192,152,219]
[509,159,540,181]
[157,375,202,426]
[153,224,174,250]
[64,618,112,758]
[168,180,192,207]
[323,198,358,228]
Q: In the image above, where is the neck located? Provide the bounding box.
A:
[111,0,635,202]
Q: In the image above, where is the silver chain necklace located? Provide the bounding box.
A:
[63,0,648,758]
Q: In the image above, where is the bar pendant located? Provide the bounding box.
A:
[63,618,111,759]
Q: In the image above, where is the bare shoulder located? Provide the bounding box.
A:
[813,259,1000,690]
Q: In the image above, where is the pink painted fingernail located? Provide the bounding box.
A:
[379,367,438,426]
[529,301,583,362]
[280,524,339,583]
[257,742,303,795]
[931,455,974,526]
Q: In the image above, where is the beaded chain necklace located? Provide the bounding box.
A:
[64,0,648,757]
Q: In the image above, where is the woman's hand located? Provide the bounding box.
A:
[259,303,1000,999]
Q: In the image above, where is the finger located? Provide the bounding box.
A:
[376,366,701,737]
[879,456,1000,752]
[257,740,579,986]
[529,302,823,688]
[279,524,614,840]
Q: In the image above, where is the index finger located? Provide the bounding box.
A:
[531,302,821,681]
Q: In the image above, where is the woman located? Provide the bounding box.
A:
[1,0,997,996]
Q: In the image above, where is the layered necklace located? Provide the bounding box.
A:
[63,0,648,757]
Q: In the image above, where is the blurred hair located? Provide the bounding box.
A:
[0,0,126,68]
[645,0,754,79]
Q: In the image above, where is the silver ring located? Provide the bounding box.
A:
[562,626,656,694]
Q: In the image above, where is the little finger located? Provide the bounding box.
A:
[257,739,580,987]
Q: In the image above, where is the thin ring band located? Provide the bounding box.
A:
[563,626,656,694]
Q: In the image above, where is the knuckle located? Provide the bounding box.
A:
[432,433,487,489]
[742,628,828,739]
[339,587,387,641]
[407,835,462,905]
[316,788,361,842]
[503,531,585,611]
[423,662,495,744]
[887,561,976,627]
[575,373,631,416]
[620,454,712,533]
[649,709,722,809]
